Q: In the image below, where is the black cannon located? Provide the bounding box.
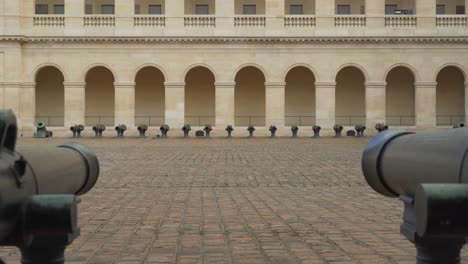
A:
[204,125,213,138]
[333,124,343,137]
[453,122,465,128]
[115,124,127,137]
[312,125,321,138]
[355,125,366,137]
[247,125,255,138]
[92,124,106,137]
[375,123,389,133]
[70,124,84,138]
[33,122,53,138]
[0,110,100,264]
[269,125,277,137]
[226,125,234,138]
[160,124,170,138]
[137,124,148,137]
[182,124,191,138]
[362,129,468,263]
[291,126,299,138]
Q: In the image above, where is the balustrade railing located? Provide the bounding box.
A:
[284,15,316,27]
[385,15,417,27]
[436,16,468,27]
[436,115,466,126]
[84,15,115,27]
[134,15,165,27]
[386,116,416,126]
[335,15,366,27]
[33,16,65,27]
[285,116,316,126]
[184,15,216,27]
[234,15,266,27]
[34,116,64,127]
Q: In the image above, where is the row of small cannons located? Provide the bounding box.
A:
[63,123,391,138]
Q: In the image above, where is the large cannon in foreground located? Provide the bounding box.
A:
[0,110,100,264]
[362,129,468,263]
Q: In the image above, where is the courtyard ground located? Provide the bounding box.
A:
[1,136,467,263]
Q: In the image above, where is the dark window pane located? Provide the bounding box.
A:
[436,5,445,15]
[149,5,162,14]
[54,5,64,15]
[337,5,350,15]
[385,5,397,15]
[101,5,115,14]
[196,5,209,14]
[135,5,141,14]
[243,5,256,15]
[290,5,303,15]
[456,5,465,15]
[35,4,48,15]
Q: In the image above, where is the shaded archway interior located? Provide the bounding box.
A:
[335,66,366,126]
[35,66,65,127]
[235,66,266,126]
[436,66,465,126]
[285,66,316,126]
[184,67,216,126]
[85,66,115,126]
[135,67,165,126]
[386,66,415,126]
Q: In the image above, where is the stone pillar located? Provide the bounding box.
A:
[265,82,285,127]
[265,0,285,35]
[64,82,86,127]
[315,82,336,129]
[366,0,385,28]
[19,83,35,130]
[315,0,335,28]
[365,82,386,128]
[215,82,235,127]
[215,0,235,35]
[416,0,436,29]
[114,82,135,127]
[65,0,85,35]
[465,82,468,123]
[3,82,21,119]
[165,0,184,35]
[165,82,185,128]
[115,0,134,33]
[415,82,437,127]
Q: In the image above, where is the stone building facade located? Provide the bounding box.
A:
[1,0,468,133]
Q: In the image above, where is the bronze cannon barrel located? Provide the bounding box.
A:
[362,129,468,197]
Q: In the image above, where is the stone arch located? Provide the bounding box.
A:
[335,63,369,83]
[282,63,319,82]
[234,66,266,126]
[436,65,466,126]
[35,66,65,127]
[433,63,466,83]
[183,63,218,82]
[385,66,416,126]
[82,63,117,82]
[285,66,316,126]
[84,66,116,126]
[232,63,269,83]
[335,66,366,126]
[384,63,420,83]
[134,66,166,126]
[133,63,167,82]
[184,66,216,126]
[33,63,67,83]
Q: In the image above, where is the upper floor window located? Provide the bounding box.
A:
[243,5,257,15]
[290,5,303,15]
[337,5,350,15]
[54,5,64,14]
[149,5,162,14]
[456,5,465,14]
[135,5,141,14]
[35,4,49,14]
[101,5,115,15]
[385,0,415,15]
[385,5,397,15]
[436,5,445,15]
[196,5,209,15]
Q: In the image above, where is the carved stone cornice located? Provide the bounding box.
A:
[1,35,468,44]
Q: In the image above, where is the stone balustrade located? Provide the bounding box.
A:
[334,16,366,27]
[385,15,417,27]
[84,15,115,27]
[436,16,468,27]
[33,16,65,27]
[234,15,266,27]
[284,15,316,27]
[134,15,165,27]
[184,15,216,27]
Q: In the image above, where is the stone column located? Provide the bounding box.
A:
[265,0,285,35]
[465,82,468,123]
[365,82,386,128]
[265,82,285,127]
[416,0,436,29]
[215,82,235,128]
[415,82,437,127]
[215,0,235,35]
[64,82,86,127]
[366,0,385,28]
[115,0,134,33]
[315,82,336,129]
[315,0,335,29]
[19,83,35,130]
[165,82,185,128]
[165,0,184,35]
[114,82,135,127]
[65,0,85,35]
[3,82,21,120]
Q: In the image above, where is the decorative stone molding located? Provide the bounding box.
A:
[0,82,21,88]
[415,82,438,88]
[64,82,86,88]
[20,83,36,89]
[164,82,185,88]
[365,82,387,88]
[215,82,235,88]
[315,82,336,88]
[114,82,136,88]
[265,82,286,88]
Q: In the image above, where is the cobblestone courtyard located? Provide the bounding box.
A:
[2,136,467,263]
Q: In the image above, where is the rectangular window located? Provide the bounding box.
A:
[149,5,162,15]
[135,5,141,15]
[337,5,350,15]
[436,5,445,15]
[54,5,64,15]
[196,5,209,15]
[85,4,93,15]
[35,4,48,15]
[385,5,397,15]
[290,5,303,15]
[456,5,465,15]
[243,5,256,15]
[360,5,365,15]
[101,5,115,15]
